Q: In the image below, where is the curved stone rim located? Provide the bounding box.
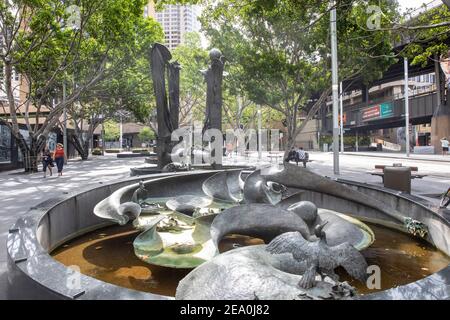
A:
[6,170,450,300]
[332,211,376,250]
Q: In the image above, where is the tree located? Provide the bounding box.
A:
[138,126,156,145]
[399,4,450,68]
[168,32,209,126]
[0,0,162,171]
[200,0,399,153]
[67,100,105,160]
[345,2,450,106]
[67,19,162,160]
[103,120,120,142]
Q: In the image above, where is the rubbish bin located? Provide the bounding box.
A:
[383,166,411,193]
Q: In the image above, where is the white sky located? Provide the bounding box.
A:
[397,0,442,13]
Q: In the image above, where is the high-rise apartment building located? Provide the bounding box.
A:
[145,1,200,49]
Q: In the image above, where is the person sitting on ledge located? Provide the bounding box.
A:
[285,147,300,165]
[297,147,307,168]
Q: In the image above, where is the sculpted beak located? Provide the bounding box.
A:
[317,221,328,233]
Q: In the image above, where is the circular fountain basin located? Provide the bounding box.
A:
[50,221,449,297]
[6,169,450,299]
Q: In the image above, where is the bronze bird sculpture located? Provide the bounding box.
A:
[266,222,368,289]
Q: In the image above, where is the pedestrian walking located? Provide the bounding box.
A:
[226,142,234,157]
[42,147,54,178]
[297,147,307,168]
[441,137,449,156]
[53,143,67,176]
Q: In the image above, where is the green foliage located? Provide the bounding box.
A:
[138,127,156,142]
[10,0,163,105]
[105,149,121,153]
[132,149,150,153]
[92,148,103,155]
[401,5,450,66]
[171,32,209,124]
[200,0,398,143]
[337,0,399,84]
[320,135,370,147]
[1,0,164,169]
[103,120,120,141]
[70,1,164,123]
[154,0,201,10]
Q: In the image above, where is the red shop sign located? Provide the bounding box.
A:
[362,105,380,121]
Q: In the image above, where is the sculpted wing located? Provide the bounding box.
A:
[331,242,368,282]
[265,232,311,261]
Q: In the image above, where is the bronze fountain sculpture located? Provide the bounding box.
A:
[150,43,180,169]
[91,42,431,299]
[266,224,368,289]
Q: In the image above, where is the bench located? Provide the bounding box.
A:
[268,153,283,164]
[284,152,312,167]
[368,164,427,182]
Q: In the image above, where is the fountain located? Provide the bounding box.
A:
[91,165,374,278]
[7,162,450,300]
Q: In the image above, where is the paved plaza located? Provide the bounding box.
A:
[1,151,450,299]
[0,155,145,299]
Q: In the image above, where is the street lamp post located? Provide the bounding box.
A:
[100,114,105,156]
[63,82,68,164]
[258,105,262,161]
[340,81,344,154]
[331,1,340,174]
[119,114,123,152]
[404,58,410,157]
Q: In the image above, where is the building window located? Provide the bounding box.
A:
[14,69,19,81]
[0,63,4,84]
[0,125,12,164]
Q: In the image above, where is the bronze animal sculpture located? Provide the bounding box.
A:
[266,222,368,289]
[264,163,428,238]
[131,180,148,205]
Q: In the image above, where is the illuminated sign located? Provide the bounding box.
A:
[362,102,394,121]
[380,102,393,118]
[362,105,380,120]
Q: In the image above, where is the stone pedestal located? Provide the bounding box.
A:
[431,104,450,154]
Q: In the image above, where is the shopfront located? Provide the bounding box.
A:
[0,123,21,171]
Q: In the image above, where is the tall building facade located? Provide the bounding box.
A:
[146,1,200,49]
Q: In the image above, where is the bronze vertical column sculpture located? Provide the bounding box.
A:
[203,48,225,132]
[202,48,225,167]
[150,43,180,168]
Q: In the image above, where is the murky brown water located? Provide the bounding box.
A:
[342,224,450,295]
[52,223,450,297]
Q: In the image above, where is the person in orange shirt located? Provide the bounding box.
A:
[52,143,67,176]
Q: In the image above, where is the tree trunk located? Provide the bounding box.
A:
[27,148,39,173]
[11,131,47,172]
[283,114,296,159]
[70,133,89,160]
[16,137,45,173]
[288,87,332,156]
